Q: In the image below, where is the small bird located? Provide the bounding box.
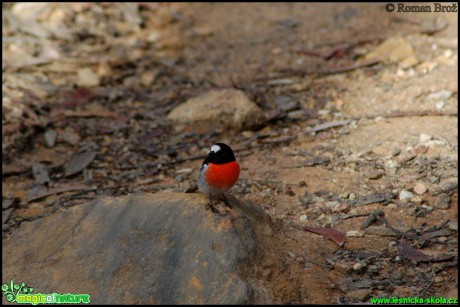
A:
[186,143,240,214]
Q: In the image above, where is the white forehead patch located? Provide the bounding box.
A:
[210,145,221,153]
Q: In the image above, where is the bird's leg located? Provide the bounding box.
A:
[221,193,232,208]
[208,194,221,214]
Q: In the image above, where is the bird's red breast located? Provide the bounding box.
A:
[205,161,240,190]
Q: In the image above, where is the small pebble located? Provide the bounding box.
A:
[434,194,450,209]
[441,181,457,192]
[287,252,297,259]
[438,237,448,243]
[60,127,81,145]
[349,193,356,200]
[435,101,446,109]
[367,171,384,180]
[391,148,401,157]
[345,289,371,302]
[421,205,433,212]
[346,230,364,237]
[448,220,458,231]
[365,226,399,236]
[340,192,350,199]
[262,268,272,278]
[426,90,452,101]
[326,201,339,209]
[411,196,423,204]
[434,276,445,284]
[287,110,307,120]
[386,160,399,168]
[419,133,432,143]
[44,129,57,147]
[412,145,429,155]
[443,49,453,58]
[299,214,308,221]
[399,190,414,201]
[388,241,398,253]
[77,67,100,87]
[332,203,349,213]
[386,203,397,209]
[397,153,416,164]
[413,182,427,195]
[353,263,362,271]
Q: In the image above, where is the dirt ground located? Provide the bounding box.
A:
[2,3,458,304]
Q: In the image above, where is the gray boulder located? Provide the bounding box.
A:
[2,192,266,304]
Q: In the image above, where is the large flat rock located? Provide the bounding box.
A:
[2,192,259,304]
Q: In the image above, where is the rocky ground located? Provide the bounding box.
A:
[2,3,458,304]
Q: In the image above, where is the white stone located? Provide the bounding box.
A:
[399,190,414,201]
[419,133,432,143]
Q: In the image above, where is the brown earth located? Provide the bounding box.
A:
[2,3,458,304]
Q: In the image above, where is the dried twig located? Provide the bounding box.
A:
[294,44,351,60]
[304,120,351,134]
[280,156,331,169]
[51,110,119,122]
[294,37,385,60]
[316,58,381,74]
[260,135,297,144]
[357,110,458,120]
[277,58,381,77]
[362,210,385,229]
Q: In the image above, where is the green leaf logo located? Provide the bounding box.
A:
[1,284,8,292]
[6,293,14,302]
[2,280,34,303]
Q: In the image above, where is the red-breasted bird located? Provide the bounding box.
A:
[186,143,240,214]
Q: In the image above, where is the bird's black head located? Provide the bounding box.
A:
[202,143,236,165]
